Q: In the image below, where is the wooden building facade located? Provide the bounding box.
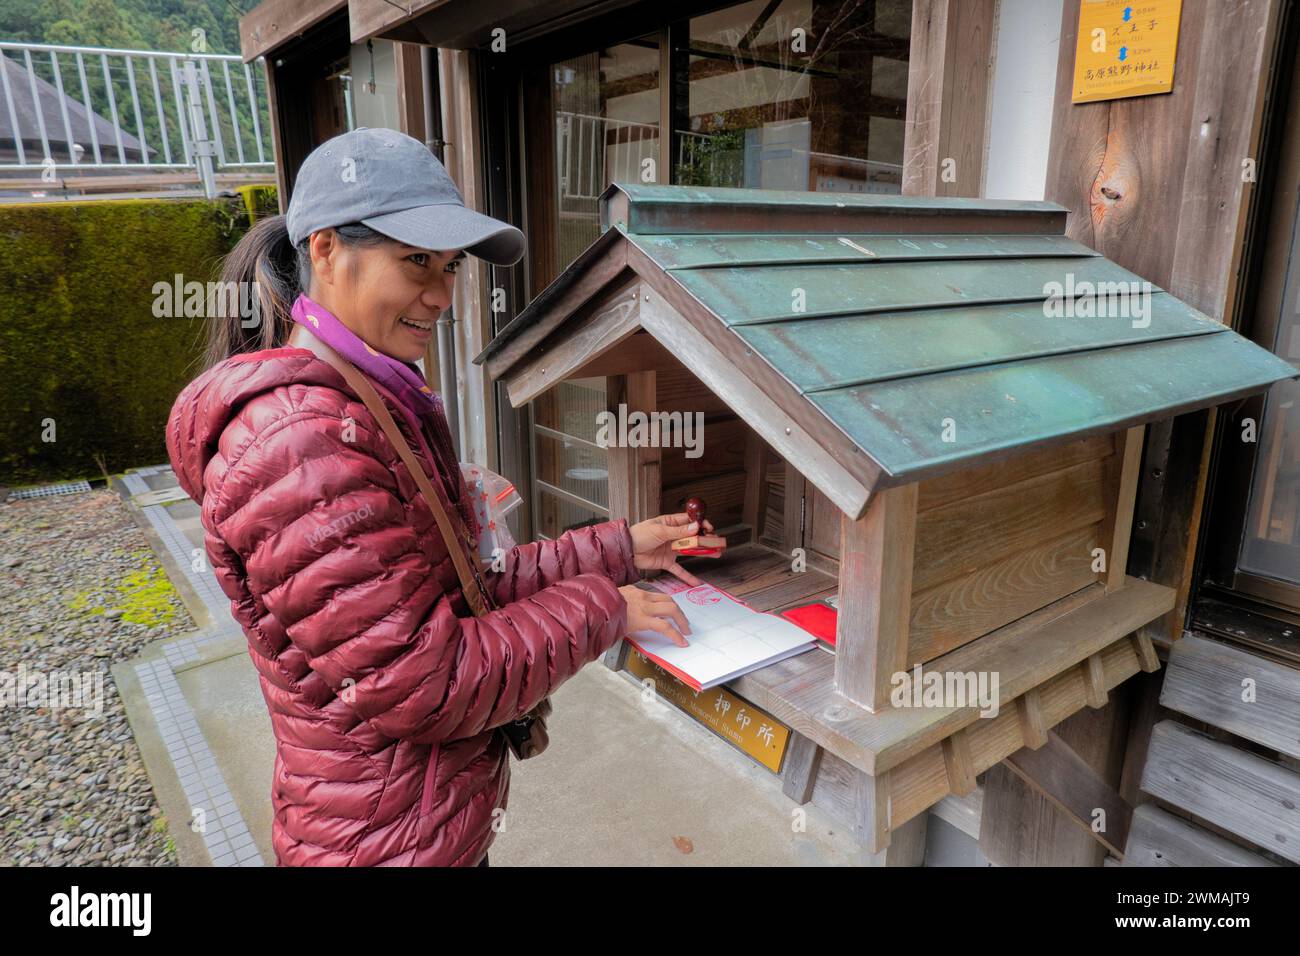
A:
[239,0,1300,866]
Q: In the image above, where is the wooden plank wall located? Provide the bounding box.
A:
[657,358,752,531]
[1045,0,1285,643]
[1124,803,1279,867]
[788,431,1140,672]
[908,436,1115,663]
[1141,720,1300,863]
[759,454,785,548]
[1003,0,1285,868]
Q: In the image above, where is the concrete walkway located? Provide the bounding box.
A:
[111,465,876,866]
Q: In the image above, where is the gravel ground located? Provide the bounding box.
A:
[0,487,196,866]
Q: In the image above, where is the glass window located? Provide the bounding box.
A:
[552,41,661,269]
[684,0,910,193]
[518,4,914,538]
[527,39,659,539]
[1239,223,1300,586]
[532,379,611,538]
[346,40,400,132]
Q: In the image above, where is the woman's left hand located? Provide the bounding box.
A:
[628,512,717,587]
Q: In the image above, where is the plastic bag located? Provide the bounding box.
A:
[461,462,522,566]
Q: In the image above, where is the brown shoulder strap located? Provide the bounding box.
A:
[289,324,494,617]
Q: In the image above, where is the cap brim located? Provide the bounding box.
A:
[361,203,526,266]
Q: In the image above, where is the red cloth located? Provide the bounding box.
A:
[167,347,639,866]
[780,602,838,645]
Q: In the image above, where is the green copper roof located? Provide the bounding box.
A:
[479,183,1298,493]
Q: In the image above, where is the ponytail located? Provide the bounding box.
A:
[205,215,391,369]
[204,214,309,369]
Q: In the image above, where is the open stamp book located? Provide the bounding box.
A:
[627,584,818,691]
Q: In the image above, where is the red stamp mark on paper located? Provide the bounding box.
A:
[685,586,722,607]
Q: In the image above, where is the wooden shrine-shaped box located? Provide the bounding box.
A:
[476,184,1297,854]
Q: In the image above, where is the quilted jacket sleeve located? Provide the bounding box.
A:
[213,407,638,746]
[484,521,640,606]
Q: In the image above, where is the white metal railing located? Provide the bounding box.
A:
[554,111,904,197]
[556,111,658,200]
[0,40,272,196]
[555,111,741,199]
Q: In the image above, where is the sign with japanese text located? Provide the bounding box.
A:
[1072,0,1182,104]
[625,648,792,773]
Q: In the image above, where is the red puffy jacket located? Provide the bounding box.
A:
[166,346,639,866]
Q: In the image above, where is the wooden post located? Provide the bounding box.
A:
[1017,688,1049,749]
[782,461,805,556]
[603,370,659,671]
[780,733,823,805]
[902,0,998,197]
[633,374,660,524]
[604,371,659,526]
[941,728,977,797]
[1081,654,1109,708]
[866,811,928,867]
[259,61,288,213]
[438,49,496,471]
[1099,425,1145,592]
[835,484,919,712]
[742,429,770,543]
[393,43,426,143]
[855,769,893,853]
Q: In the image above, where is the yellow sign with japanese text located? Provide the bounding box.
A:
[1072,0,1182,104]
[625,648,791,773]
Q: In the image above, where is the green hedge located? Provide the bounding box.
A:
[0,190,275,485]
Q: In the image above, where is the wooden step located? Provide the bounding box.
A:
[1140,720,1300,863]
[1123,804,1277,867]
[1160,634,1300,760]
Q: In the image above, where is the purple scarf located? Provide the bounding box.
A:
[290,293,479,541]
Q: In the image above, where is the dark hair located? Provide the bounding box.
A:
[204,214,390,369]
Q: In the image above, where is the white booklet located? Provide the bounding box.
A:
[627,584,818,691]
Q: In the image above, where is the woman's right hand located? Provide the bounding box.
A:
[619,585,691,647]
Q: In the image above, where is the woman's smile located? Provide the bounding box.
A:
[398,315,436,338]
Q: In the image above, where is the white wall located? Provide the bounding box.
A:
[984,0,1065,201]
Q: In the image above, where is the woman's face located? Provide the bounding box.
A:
[306,228,464,363]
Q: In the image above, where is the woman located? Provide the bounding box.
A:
[167,128,709,867]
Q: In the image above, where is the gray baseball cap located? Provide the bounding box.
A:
[285,127,525,266]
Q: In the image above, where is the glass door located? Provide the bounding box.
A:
[1235,125,1300,601]
[1199,31,1300,622]
[522,37,661,539]
[504,1,913,540]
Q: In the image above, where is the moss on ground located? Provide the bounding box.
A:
[66,549,178,627]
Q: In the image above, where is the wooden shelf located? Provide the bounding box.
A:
[725,576,1174,777]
